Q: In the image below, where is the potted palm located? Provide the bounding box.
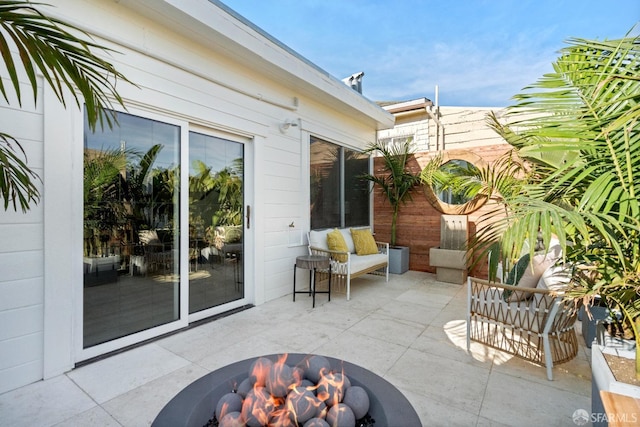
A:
[465,32,639,419]
[361,139,421,274]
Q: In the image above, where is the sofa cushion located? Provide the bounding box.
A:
[339,229,356,253]
[349,253,388,273]
[350,228,378,255]
[327,229,349,262]
[308,229,331,251]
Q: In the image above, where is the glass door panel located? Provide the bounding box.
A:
[189,132,244,313]
[83,111,180,348]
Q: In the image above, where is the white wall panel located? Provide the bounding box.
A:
[0,224,44,253]
[0,306,43,341]
[0,278,43,312]
[0,251,43,283]
[0,333,43,394]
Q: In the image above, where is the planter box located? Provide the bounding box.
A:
[591,344,640,426]
[389,246,409,274]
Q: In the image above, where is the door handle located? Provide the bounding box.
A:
[246,205,250,229]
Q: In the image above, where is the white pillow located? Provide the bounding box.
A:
[508,251,560,302]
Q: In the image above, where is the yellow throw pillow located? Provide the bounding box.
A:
[327,229,348,262]
[350,228,379,255]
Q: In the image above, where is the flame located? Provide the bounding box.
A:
[266,354,295,398]
[317,372,346,407]
[249,357,273,388]
[285,386,322,425]
[241,387,275,426]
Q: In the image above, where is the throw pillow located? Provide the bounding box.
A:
[502,254,531,302]
[506,252,559,302]
[327,229,349,262]
[350,228,379,255]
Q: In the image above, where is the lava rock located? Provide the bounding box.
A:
[215,392,243,420]
[342,386,369,419]
[326,403,356,427]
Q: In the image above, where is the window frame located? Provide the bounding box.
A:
[309,135,371,230]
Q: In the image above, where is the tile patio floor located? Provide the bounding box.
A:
[0,271,592,426]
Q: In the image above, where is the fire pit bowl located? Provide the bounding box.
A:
[152,353,420,426]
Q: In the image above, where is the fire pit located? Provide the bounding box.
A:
[152,353,420,426]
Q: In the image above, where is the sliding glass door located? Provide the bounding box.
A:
[83,111,180,348]
[188,132,244,314]
[83,110,247,350]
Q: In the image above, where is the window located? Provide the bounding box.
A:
[310,136,370,229]
[377,135,413,146]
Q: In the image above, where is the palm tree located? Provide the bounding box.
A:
[361,139,421,246]
[470,32,640,376]
[1,1,131,212]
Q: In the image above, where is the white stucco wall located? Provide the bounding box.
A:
[0,0,391,393]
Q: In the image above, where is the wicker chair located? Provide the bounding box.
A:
[466,268,579,380]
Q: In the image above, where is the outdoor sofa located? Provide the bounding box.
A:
[307,228,389,300]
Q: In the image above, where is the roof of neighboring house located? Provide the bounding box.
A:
[113,0,394,130]
[378,98,434,113]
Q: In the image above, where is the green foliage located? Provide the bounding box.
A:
[0,132,39,211]
[470,31,640,374]
[361,139,421,246]
[1,1,132,211]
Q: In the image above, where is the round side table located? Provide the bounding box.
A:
[293,255,331,307]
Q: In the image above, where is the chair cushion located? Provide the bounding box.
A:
[505,246,562,302]
[327,229,349,262]
[537,264,571,292]
[350,228,378,255]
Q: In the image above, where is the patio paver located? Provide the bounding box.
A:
[0,271,592,426]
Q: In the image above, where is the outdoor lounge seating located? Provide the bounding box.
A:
[308,228,389,300]
[466,264,579,380]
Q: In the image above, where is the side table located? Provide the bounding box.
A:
[293,255,331,307]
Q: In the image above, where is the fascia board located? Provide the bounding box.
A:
[120,0,394,130]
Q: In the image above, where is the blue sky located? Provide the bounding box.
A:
[221,0,639,107]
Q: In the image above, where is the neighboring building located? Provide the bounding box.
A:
[373,98,512,274]
[378,97,509,154]
[0,0,393,394]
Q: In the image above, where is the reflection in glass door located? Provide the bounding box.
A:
[82,111,180,348]
[188,132,244,313]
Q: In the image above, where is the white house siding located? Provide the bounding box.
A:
[0,0,391,393]
[0,78,45,394]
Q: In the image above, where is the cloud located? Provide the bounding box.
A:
[359,37,557,106]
